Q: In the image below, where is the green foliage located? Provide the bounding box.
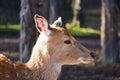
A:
[0,24,20,30]
[66,24,100,37]
[0,24,20,37]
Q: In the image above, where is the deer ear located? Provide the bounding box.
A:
[52,17,62,27]
[34,14,51,35]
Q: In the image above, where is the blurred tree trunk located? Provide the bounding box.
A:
[72,0,84,27]
[72,0,81,26]
[49,0,59,24]
[20,0,49,62]
[101,0,119,63]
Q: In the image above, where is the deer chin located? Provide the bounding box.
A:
[78,57,94,64]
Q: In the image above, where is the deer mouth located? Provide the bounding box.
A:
[78,57,94,64]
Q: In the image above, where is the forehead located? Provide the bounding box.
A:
[51,26,69,35]
[50,26,75,41]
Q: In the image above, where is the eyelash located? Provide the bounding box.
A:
[64,40,71,44]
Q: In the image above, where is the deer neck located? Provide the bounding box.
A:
[26,52,61,80]
[26,35,61,80]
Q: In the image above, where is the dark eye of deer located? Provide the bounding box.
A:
[64,40,71,44]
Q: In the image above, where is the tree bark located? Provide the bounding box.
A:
[20,0,49,62]
[49,0,59,24]
[101,0,119,63]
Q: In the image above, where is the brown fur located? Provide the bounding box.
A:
[0,18,94,80]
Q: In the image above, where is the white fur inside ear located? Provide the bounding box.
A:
[52,17,62,27]
[43,19,51,35]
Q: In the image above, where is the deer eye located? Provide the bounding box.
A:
[64,40,71,44]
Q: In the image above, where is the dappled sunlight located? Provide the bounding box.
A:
[0,24,20,30]
[81,28,100,34]
[66,25,100,37]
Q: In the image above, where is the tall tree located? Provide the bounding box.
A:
[71,0,85,27]
[101,0,119,63]
[20,0,50,62]
[72,0,81,27]
[49,0,59,24]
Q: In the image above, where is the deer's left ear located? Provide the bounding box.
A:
[34,14,51,35]
[52,17,62,27]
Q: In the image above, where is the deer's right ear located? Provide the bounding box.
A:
[34,14,51,35]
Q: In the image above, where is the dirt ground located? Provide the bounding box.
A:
[59,64,120,80]
[0,38,19,52]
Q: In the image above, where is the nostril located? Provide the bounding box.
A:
[90,52,97,60]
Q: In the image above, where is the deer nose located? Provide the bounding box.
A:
[90,52,98,60]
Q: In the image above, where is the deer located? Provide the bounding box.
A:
[0,14,96,80]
